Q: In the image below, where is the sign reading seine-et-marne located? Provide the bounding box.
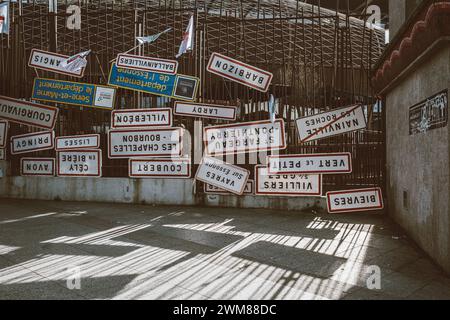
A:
[0,120,7,148]
[21,158,55,177]
[10,131,54,155]
[174,101,237,121]
[207,52,273,92]
[204,119,286,156]
[32,78,116,110]
[409,89,448,135]
[296,104,367,143]
[57,150,102,177]
[28,49,85,78]
[129,158,191,178]
[108,128,182,159]
[267,153,352,175]
[0,148,5,160]
[205,180,254,195]
[0,95,58,130]
[255,166,322,196]
[326,188,384,213]
[111,108,172,129]
[195,157,250,195]
[116,54,178,75]
[55,134,100,151]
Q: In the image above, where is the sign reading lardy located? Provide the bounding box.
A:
[11,131,54,155]
[255,166,322,196]
[56,134,100,151]
[326,188,384,213]
[57,150,102,177]
[28,49,86,78]
[296,105,367,143]
[21,158,55,177]
[129,158,191,178]
[267,153,352,175]
[195,157,250,195]
[0,95,58,130]
[0,120,7,148]
[108,128,182,158]
[205,180,254,195]
[207,52,273,92]
[116,54,178,75]
[111,108,172,129]
[204,119,286,156]
[174,101,236,121]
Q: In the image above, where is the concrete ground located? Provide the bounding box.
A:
[0,199,449,300]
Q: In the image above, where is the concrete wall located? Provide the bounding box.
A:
[389,0,406,41]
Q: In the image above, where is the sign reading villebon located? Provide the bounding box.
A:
[111,108,172,128]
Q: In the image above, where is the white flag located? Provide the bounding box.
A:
[0,2,9,35]
[136,28,172,45]
[175,15,194,59]
[269,94,276,123]
[60,50,91,73]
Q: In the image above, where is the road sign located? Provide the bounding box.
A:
[28,49,86,78]
[0,148,5,160]
[21,158,55,176]
[108,128,183,159]
[204,180,254,195]
[296,104,367,143]
[129,158,191,178]
[57,150,102,177]
[10,131,54,155]
[267,153,352,175]
[326,188,384,213]
[174,101,237,120]
[207,52,273,92]
[111,108,172,129]
[55,134,100,151]
[0,120,7,148]
[116,53,178,75]
[195,156,250,195]
[255,166,322,196]
[0,95,58,130]
[204,119,286,156]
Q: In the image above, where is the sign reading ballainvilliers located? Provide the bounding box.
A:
[10,131,55,155]
[129,158,191,179]
[111,108,172,129]
[326,188,384,213]
[116,54,178,75]
[28,49,86,78]
[0,95,58,130]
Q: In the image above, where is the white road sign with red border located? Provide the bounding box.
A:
[116,54,178,75]
[326,188,384,213]
[111,108,172,129]
[21,158,55,176]
[174,101,237,121]
[129,158,191,179]
[55,134,100,151]
[10,131,54,155]
[57,150,102,177]
[28,49,86,78]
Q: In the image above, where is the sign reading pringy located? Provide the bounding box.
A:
[21,158,55,176]
[205,180,254,195]
[255,166,322,196]
[0,95,58,130]
[111,108,172,129]
[57,150,102,177]
[108,128,183,159]
[267,153,352,175]
[55,134,100,151]
[204,119,286,156]
[174,101,237,121]
[326,188,384,213]
[0,148,5,160]
[129,158,191,178]
[207,52,273,92]
[296,105,367,143]
[195,156,250,195]
[10,131,54,155]
[28,49,86,78]
[116,53,178,75]
[0,120,7,148]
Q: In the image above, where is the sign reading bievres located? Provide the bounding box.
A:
[111,108,172,128]
[326,188,383,213]
[57,150,102,177]
[21,158,55,176]
[56,134,100,151]
[10,131,54,155]
[174,101,236,120]
[129,158,191,178]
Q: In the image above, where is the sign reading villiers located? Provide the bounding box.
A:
[28,49,85,78]
[116,54,178,75]
[174,101,236,121]
[205,180,254,195]
[267,153,352,175]
[108,128,182,158]
[0,95,58,130]
[327,188,384,213]
[57,150,102,177]
[296,105,367,143]
[56,134,100,151]
[129,158,190,178]
[11,131,54,155]
[204,119,286,156]
[255,166,322,196]
[111,108,172,129]
[195,157,250,195]
[207,52,273,92]
[0,120,7,148]
[21,158,55,176]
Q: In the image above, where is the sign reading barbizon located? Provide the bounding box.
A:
[57,150,102,177]
[108,128,183,159]
[28,49,86,78]
[0,120,7,148]
[326,188,384,213]
[0,95,58,130]
[21,158,55,176]
[116,54,178,75]
[296,104,367,143]
[129,158,191,178]
[204,119,286,156]
[267,153,352,175]
[207,52,273,92]
[111,108,172,129]
[205,180,254,195]
[255,166,322,196]
[55,134,100,151]
[174,101,237,121]
[195,156,250,195]
[10,131,54,155]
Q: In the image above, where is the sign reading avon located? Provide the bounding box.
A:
[21,158,55,176]
[28,49,86,78]
[409,90,448,135]
[55,134,100,151]
[116,54,178,75]
[0,120,7,148]
[129,158,191,178]
[111,108,172,129]
[326,188,384,213]
[10,131,54,155]
[57,150,102,177]
[174,101,236,121]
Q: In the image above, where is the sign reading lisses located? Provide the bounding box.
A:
[205,180,254,195]
[195,157,250,195]
[28,49,86,78]
[11,131,54,155]
[174,101,237,121]
[207,52,273,92]
[108,128,182,159]
[267,153,352,175]
[296,105,367,143]
[116,54,178,75]
[57,150,102,177]
[326,188,384,213]
[204,119,286,156]
[21,158,55,176]
[0,120,7,148]
[129,158,191,178]
[56,134,100,151]
[111,108,172,129]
